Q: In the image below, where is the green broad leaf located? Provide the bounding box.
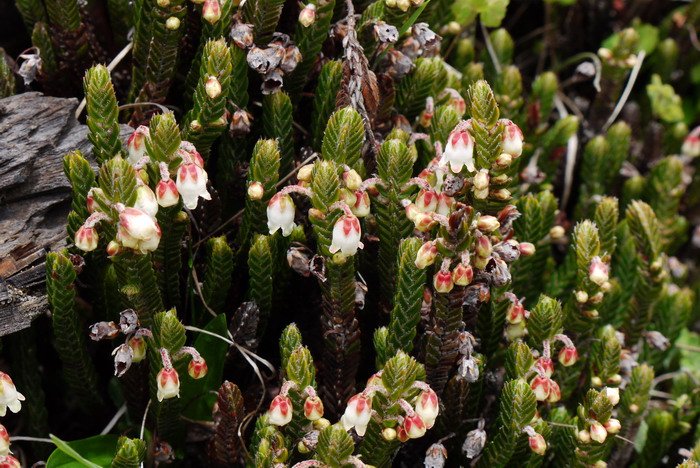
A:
[180,313,229,420]
[47,434,119,468]
[451,0,508,27]
[677,329,700,373]
[602,23,658,54]
[647,74,684,123]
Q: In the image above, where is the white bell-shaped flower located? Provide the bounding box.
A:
[0,373,25,417]
[502,120,524,157]
[117,207,162,253]
[127,126,150,165]
[329,214,363,256]
[176,162,211,210]
[267,193,297,236]
[156,367,180,402]
[134,185,159,218]
[340,393,372,436]
[440,129,475,173]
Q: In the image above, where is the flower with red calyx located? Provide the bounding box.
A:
[433,269,454,294]
[0,455,20,468]
[188,358,208,379]
[528,432,546,455]
[475,236,492,258]
[134,185,159,218]
[202,0,221,23]
[340,393,372,436]
[413,212,438,232]
[351,191,371,217]
[604,418,621,434]
[403,412,427,439]
[538,357,554,378]
[298,3,316,27]
[415,388,439,428]
[682,126,700,158]
[436,193,453,216]
[267,193,296,236]
[547,379,561,403]
[530,375,551,401]
[129,337,147,363]
[506,298,525,325]
[117,207,161,253]
[75,225,99,252]
[86,188,104,213]
[205,76,222,99]
[588,256,609,286]
[416,189,438,212]
[519,242,536,257]
[397,425,409,442]
[176,162,211,210]
[558,346,578,367]
[156,179,179,207]
[156,367,180,402]
[590,422,607,443]
[127,126,149,165]
[329,214,363,256]
[452,262,474,286]
[0,373,25,417]
[0,424,10,456]
[304,395,324,421]
[268,394,293,426]
[415,241,438,269]
[440,129,475,173]
[502,120,524,157]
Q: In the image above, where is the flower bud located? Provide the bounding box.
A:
[188,358,208,379]
[340,393,372,436]
[530,376,551,401]
[397,425,409,442]
[490,188,511,200]
[268,394,293,426]
[418,109,433,127]
[156,179,179,207]
[0,455,20,468]
[189,120,202,131]
[519,242,535,257]
[607,374,622,385]
[414,212,437,232]
[603,418,621,434]
[558,346,578,367]
[403,413,427,438]
[505,321,527,341]
[157,0,169,6]
[86,189,103,213]
[304,395,324,421]
[75,225,99,252]
[202,0,222,24]
[127,126,149,165]
[352,191,371,217]
[396,0,410,11]
[166,16,180,30]
[506,299,525,324]
[156,367,180,401]
[577,429,591,443]
[589,422,607,443]
[452,262,474,286]
[129,337,147,363]
[494,153,512,168]
[502,120,524,157]
[436,193,453,216]
[118,207,162,253]
[298,3,317,27]
[313,417,331,430]
[415,241,438,269]
[550,225,565,239]
[528,432,546,455]
[0,425,9,456]
[416,189,438,212]
[135,185,159,218]
[106,240,122,257]
[297,164,314,182]
[441,130,475,173]
[591,376,603,387]
[381,427,397,441]
[339,188,357,208]
[433,270,454,293]
[473,169,489,191]
[205,76,222,99]
[589,257,609,286]
[476,236,492,258]
[547,380,561,403]
[247,181,264,200]
[415,388,439,428]
[343,169,363,191]
[329,214,363,257]
[681,127,700,158]
[477,215,500,233]
[575,290,588,303]
[604,387,620,406]
[267,193,296,236]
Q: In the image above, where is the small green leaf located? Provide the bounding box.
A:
[47,434,119,468]
[451,0,508,27]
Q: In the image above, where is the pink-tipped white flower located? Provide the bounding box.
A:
[528,432,546,455]
[117,207,162,253]
[519,242,536,257]
[547,379,561,403]
[156,367,180,401]
[202,0,221,24]
[440,129,475,173]
[506,299,525,324]
[188,358,208,380]
[604,387,620,406]
[590,422,607,443]
[247,181,264,200]
[0,425,9,456]
[0,455,20,468]
[129,337,147,363]
[176,162,211,209]
[298,3,317,27]
[477,215,500,233]
[415,241,438,269]
[156,179,179,207]
[530,376,551,401]
[415,389,439,428]
[127,126,150,165]
[502,120,524,157]
[588,257,609,286]
[415,189,438,212]
[268,394,293,426]
[329,215,363,257]
[682,126,700,158]
[75,225,99,252]
[267,193,297,236]
[304,395,324,421]
[0,373,25,417]
[340,393,372,436]
[403,413,427,439]
[352,191,371,218]
[452,262,474,287]
[604,418,621,434]
[538,357,554,378]
[343,169,363,191]
[86,188,103,213]
[134,185,159,218]
[436,193,453,216]
[433,270,454,294]
[558,346,578,367]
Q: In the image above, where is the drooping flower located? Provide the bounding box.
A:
[604,418,621,434]
[506,299,526,324]
[329,214,363,257]
[340,393,372,436]
[588,256,609,286]
[436,193,453,216]
[0,425,10,456]
[502,120,524,157]
[156,367,180,402]
[0,455,20,468]
[440,129,475,173]
[156,179,179,207]
[134,185,159,218]
[589,422,607,443]
[681,126,700,158]
[129,337,147,363]
[403,413,427,439]
[538,357,554,378]
[176,162,211,210]
[202,0,221,23]
[530,375,551,401]
[127,126,149,165]
[603,387,620,406]
[547,379,561,403]
[352,191,371,218]
[75,225,99,252]
[304,395,324,421]
[452,262,474,287]
[433,270,454,294]
[415,189,438,212]
[268,394,293,426]
[0,373,25,417]
[528,432,546,455]
[415,241,439,269]
[117,207,162,253]
[267,193,297,236]
[415,389,439,428]
[558,346,578,367]
[188,358,208,379]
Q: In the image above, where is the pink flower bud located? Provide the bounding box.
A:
[433,270,454,294]
[268,394,293,426]
[528,432,546,455]
[0,373,25,417]
[519,242,536,257]
[298,3,316,27]
[452,262,474,286]
[0,455,20,468]
[75,225,99,252]
[329,214,363,257]
[205,76,222,99]
[188,358,208,379]
[118,207,161,253]
[403,413,427,439]
[502,120,524,157]
[247,181,264,200]
[340,393,372,436]
[538,357,554,378]
[413,212,438,232]
[436,193,453,216]
[682,126,700,158]
[415,241,438,269]
[0,425,9,456]
[415,389,439,428]
[476,236,492,258]
[128,337,147,363]
[352,191,371,218]
[473,169,489,191]
[506,300,525,324]
[397,424,409,442]
[202,0,221,24]
[267,193,297,236]
[86,188,103,213]
[156,179,180,207]
[590,422,607,443]
[603,418,621,434]
[135,185,159,218]
[156,367,180,401]
[176,162,211,210]
[106,240,123,257]
[530,376,551,401]
[588,257,609,286]
[343,169,363,191]
[547,379,561,403]
[558,346,578,367]
[304,395,324,421]
[127,126,149,165]
[441,130,475,173]
[477,215,500,233]
[416,189,438,212]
